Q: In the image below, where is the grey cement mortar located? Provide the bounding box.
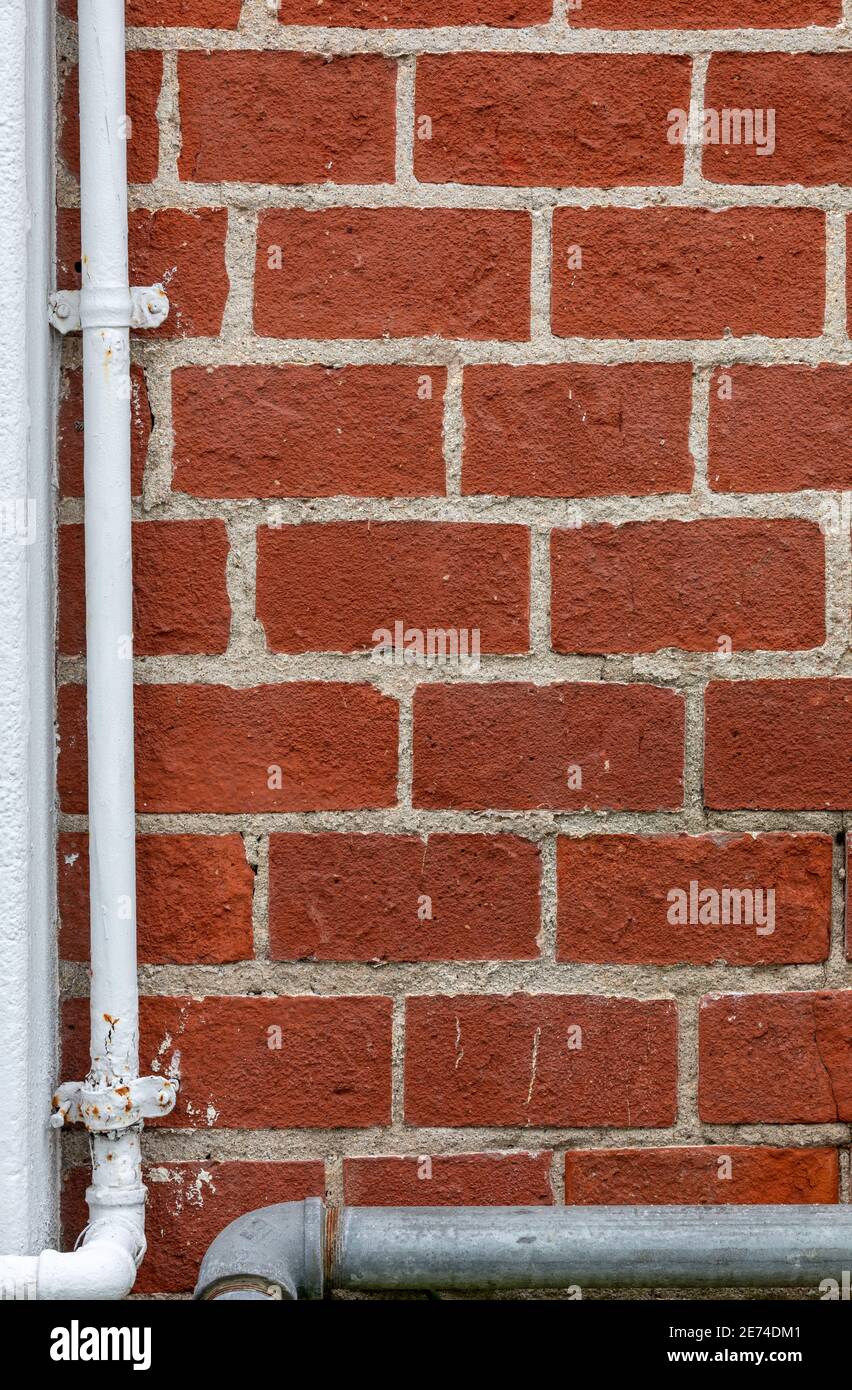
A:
[56,0,852,1298]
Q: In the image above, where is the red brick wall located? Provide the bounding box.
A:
[56,0,852,1296]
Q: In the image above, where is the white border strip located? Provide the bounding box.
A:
[0,0,58,1256]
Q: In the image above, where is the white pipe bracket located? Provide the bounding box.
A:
[50,1075,178,1131]
[47,284,169,333]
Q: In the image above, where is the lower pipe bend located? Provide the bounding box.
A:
[37,1227,139,1301]
[0,1214,142,1301]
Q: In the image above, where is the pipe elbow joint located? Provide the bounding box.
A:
[37,1238,139,1301]
[194,1198,325,1301]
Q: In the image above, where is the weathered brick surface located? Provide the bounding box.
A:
[703,55,852,187]
[708,365,852,493]
[269,832,540,960]
[551,209,825,339]
[60,0,242,22]
[57,207,229,338]
[254,209,531,340]
[59,521,231,655]
[699,993,852,1123]
[58,832,254,964]
[178,52,397,185]
[405,995,678,1126]
[276,0,550,22]
[414,55,690,188]
[59,365,150,498]
[564,1147,839,1204]
[557,833,832,965]
[413,683,684,810]
[172,365,447,498]
[344,1153,553,1205]
[705,680,852,810]
[58,683,398,813]
[551,519,825,654]
[61,53,163,184]
[570,0,842,26]
[256,522,529,653]
[462,364,693,498]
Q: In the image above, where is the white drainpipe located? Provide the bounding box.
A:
[0,0,175,1299]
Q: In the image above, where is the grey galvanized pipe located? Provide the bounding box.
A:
[331,1205,852,1292]
[194,1199,852,1298]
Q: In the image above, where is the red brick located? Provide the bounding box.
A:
[570,0,841,26]
[58,521,231,656]
[58,682,398,813]
[415,55,689,188]
[462,363,693,498]
[275,0,550,24]
[705,679,852,810]
[172,365,446,499]
[178,52,396,185]
[58,832,254,965]
[405,995,678,1127]
[557,833,832,966]
[551,208,825,339]
[344,1153,553,1206]
[564,1147,839,1204]
[413,682,684,811]
[254,208,531,341]
[57,207,229,338]
[709,365,852,493]
[59,366,150,498]
[60,0,241,20]
[63,995,393,1128]
[61,53,162,184]
[256,522,529,654]
[63,1160,325,1295]
[703,55,852,186]
[699,991,852,1123]
[268,832,540,961]
[550,519,824,654]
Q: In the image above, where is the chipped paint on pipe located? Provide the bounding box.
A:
[71,0,152,1282]
[78,0,138,1095]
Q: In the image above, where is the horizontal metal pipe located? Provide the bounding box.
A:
[332,1205,852,1292]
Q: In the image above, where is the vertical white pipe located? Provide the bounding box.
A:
[78,0,139,1095]
[76,1,150,1246]
[0,0,163,1296]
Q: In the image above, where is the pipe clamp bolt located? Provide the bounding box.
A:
[50,1075,179,1131]
[47,284,169,334]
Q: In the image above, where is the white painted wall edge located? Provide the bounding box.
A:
[0,0,59,1257]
